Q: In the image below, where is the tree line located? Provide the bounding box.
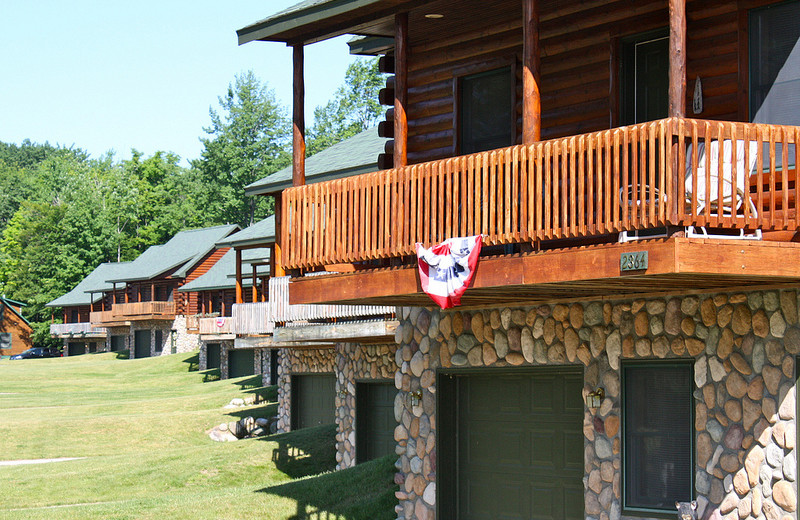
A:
[0,58,384,345]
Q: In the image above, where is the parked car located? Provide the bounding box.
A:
[10,347,62,360]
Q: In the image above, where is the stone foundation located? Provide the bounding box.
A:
[128,316,198,359]
[393,291,799,520]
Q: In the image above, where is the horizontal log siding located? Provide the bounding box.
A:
[282,118,800,270]
[406,0,743,165]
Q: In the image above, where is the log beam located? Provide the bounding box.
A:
[522,0,542,144]
[292,45,306,186]
[272,194,286,277]
[394,12,408,168]
[235,248,243,304]
[668,0,686,117]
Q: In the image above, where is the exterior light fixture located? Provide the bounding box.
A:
[409,390,423,407]
[424,13,444,19]
[587,388,605,409]
[338,388,348,399]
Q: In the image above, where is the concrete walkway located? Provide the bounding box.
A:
[0,457,85,466]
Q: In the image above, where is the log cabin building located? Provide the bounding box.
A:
[48,225,238,359]
[0,297,33,357]
[239,1,800,519]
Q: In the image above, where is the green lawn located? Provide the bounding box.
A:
[0,351,397,520]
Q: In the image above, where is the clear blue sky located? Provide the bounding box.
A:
[0,1,359,165]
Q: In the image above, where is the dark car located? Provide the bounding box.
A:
[10,347,62,360]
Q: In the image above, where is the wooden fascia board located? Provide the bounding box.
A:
[237,0,385,45]
[272,320,399,343]
[287,239,800,305]
[233,336,335,349]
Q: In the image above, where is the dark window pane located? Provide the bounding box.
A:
[154,330,163,353]
[624,364,692,510]
[460,67,513,155]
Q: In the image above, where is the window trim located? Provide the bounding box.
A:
[453,58,518,156]
[621,360,695,518]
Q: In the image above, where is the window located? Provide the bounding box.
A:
[458,67,513,155]
[0,333,11,350]
[623,363,693,512]
[70,309,79,323]
[154,330,163,353]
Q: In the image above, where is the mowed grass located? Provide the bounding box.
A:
[0,351,397,520]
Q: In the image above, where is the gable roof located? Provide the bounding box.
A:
[1,297,31,327]
[216,216,276,248]
[245,127,387,196]
[106,224,239,284]
[46,262,133,308]
[178,248,271,293]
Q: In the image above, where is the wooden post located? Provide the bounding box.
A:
[293,45,306,186]
[522,0,542,144]
[125,285,129,304]
[235,248,243,304]
[668,0,686,117]
[273,194,286,277]
[252,265,258,303]
[394,12,408,168]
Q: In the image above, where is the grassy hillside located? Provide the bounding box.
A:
[0,351,397,519]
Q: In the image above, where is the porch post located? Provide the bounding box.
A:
[235,248,243,304]
[394,12,408,168]
[252,264,258,303]
[292,45,306,186]
[272,194,286,277]
[668,0,686,117]
[522,0,541,144]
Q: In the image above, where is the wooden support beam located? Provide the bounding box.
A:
[251,264,258,303]
[273,320,399,344]
[394,12,408,168]
[235,248,243,304]
[273,194,286,277]
[522,0,542,144]
[292,45,306,186]
[668,0,686,117]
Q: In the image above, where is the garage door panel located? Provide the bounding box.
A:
[356,382,396,462]
[445,368,584,520]
[292,374,335,430]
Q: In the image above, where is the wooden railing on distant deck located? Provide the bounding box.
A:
[282,117,799,270]
[112,301,176,318]
[89,310,115,324]
[50,322,107,336]
[198,316,232,335]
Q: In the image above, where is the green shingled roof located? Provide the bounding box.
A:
[216,216,275,248]
[245,127,387,196]
[178,248,271,293]
[46,261,133,308]
[107,224,239,283]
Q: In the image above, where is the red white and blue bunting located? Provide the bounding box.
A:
[415,235,482,309]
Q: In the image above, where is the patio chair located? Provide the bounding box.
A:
[684,138,761,240]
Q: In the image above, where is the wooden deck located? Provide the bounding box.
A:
[287,237,800,307]
[50,322,107,337]
[282,118,799,271]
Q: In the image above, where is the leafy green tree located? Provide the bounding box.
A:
[194,71,291,227]
[307,57,385,155]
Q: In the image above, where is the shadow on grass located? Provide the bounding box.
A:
[244,385,276,403]
[257,453,398,520]
[183,352,200,372]
[231,375,262,390]
[201,368,221,382]
[225,403,278,420]
[113,349,130,360]
[260,423,337,479]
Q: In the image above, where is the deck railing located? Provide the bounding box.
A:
[282,117,799,270]
[50,322,107,336]
[112,301,176,318]
[230,276,394,335]
[89,310,115,324]
[198,316,232,335]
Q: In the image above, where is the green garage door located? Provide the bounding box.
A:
[228,349,255,378]
[110,335,126,351]
[134,330,151,359]
[291,374,335,430]
[206,343,221,370]
[356,382,397,463]
[439,367,584,520]
[67,342,85,356]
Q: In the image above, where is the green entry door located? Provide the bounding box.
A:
[291,374,335,430]
[206,343,221,370]
[228,349,255,378]
[439,367,584,520]
[110,335,126,351]
[134,330,151,359]
[356,382,397,463]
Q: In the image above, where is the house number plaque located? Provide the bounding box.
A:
[620,251,648,272]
